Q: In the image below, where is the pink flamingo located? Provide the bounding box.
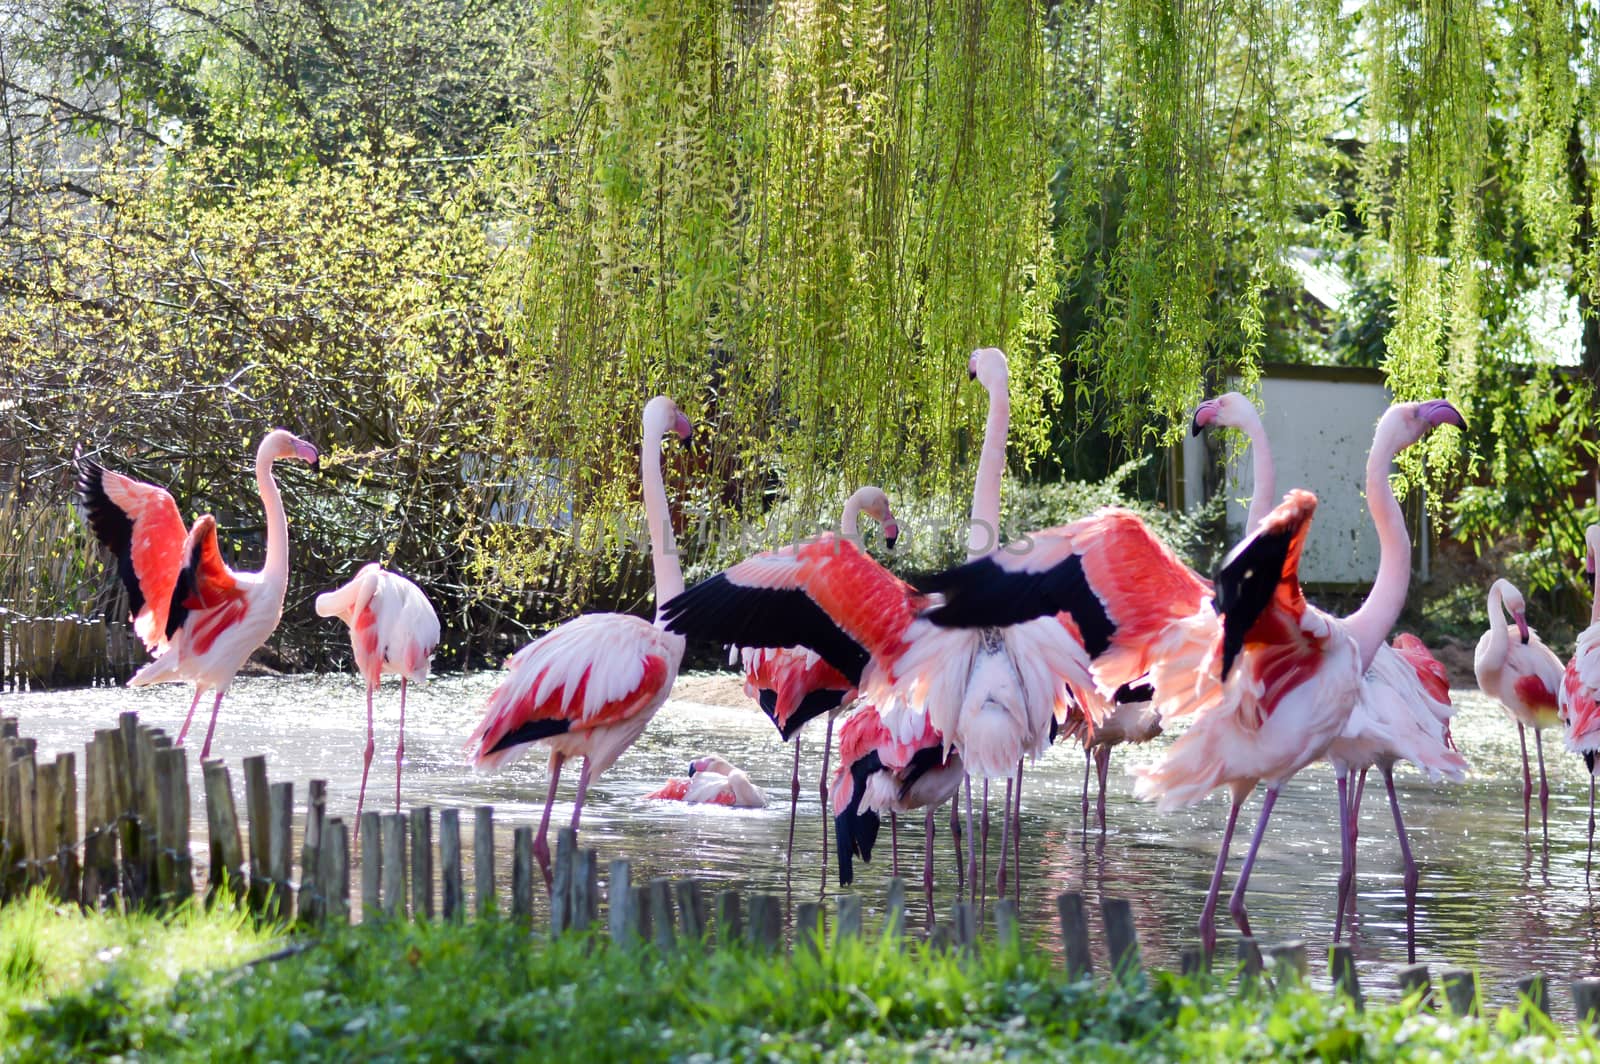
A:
[77,429,321,759]
[830,704,964,911]
[1560,524,1600,877]
[647,756,768,808]
[465,396,692,888]
[1476,577,1564,842]
[740,484,897,889]
[315,563,440,831]
[917,400,1463,953]
[1193,391,1467,957]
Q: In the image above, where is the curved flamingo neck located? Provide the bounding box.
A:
[1482,581,1511,666]
[840,492,864,539]
[966,375,1009,560]
[642,423,683,611]
[255,444,288,584]
[1238,411,1276,532]
[1591,565,1600,625]
[1344,418,1411,670]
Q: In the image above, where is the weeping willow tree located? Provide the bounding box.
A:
[480,0,1061,604]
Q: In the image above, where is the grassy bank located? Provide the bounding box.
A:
[0,894,1589,1061]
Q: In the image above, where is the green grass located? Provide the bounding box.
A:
[0,900,1590,1061]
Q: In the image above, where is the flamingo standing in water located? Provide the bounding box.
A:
[1476,578,1564,843]
[77,429,321,759]
[647,756,768,808]
[315,563,440,832]
[1193,391,1467,957]
[465,396,692,888]
[740,485,897,891]
[1559,524,1600,877]
[916,400,1463,952]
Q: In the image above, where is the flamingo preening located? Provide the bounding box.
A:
[647,756,768,808]
[1559,524,1600,877]
[740,484,897,892]
[1476,577,1564,844]
[917,399,1463,953]
[315,563,440,834]
[1192,391,1467,959]
[77,429,321,760]
[465,396,692,889]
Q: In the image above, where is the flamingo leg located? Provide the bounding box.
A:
[1534,728,1550,849]
[533,752,566,891]
[1341,771,1369,935]
[819,715,834,899]
[569,756,594,833]
[996,776,1012,897]
[923,807,936,917]
[354,683,376,844]
[891,811,900,878]
[1334,770,1353,942]
[1198,798,1244,956]
[1226,786,1280,941]
[1517,723,1531,835]
[980,778,990,913]
[951,796,965,897]
[785,739,801,896]
[395,678,408,812]
[1382,764,1419,964]
[1095,745,1111,834]
[1589,764,1596,882]
[199,690,226,761]
[1012,760,1023,905]
[1080,748,1091,829]
[964,775,976,902]
[176,688,204,748]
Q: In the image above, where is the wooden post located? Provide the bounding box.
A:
[1329,944,1363,1009]
[202,760,245,904]
[0,738,15,902]
[298,780,327,924]
[993,899,1019,950]
[836,894,863,940]
[157,747,192,905]
[360,810,382,920]
[648,878,676,951]
[243,755,271,914]
[796,901,823,955]
[1440,968,1477,1017]
[549,827,573,934]
[674,879,705,943]
[1573,978,1600,1029]
[714,889,742,946]
[1515,973,1549,1023]
[54,752,78,904]
[929,923,954,952]
[1236,937,1263,983]
[136,729,162,901]
[268,781,293,922]
[573,850,598,932]
[1397,963,1432,1005]
[951,902,976,952]
[110,721,138,904]
[1057,892,1093,979]
[1101,898,1140,975]
[1267,941,1307,983]
[608,859,638,945]
[633,885,653,943]
[439,808,464,921]
[319,817,350,925]
[35,759,60,898]
[884,877,906,939]
[410,806,433,920]
[81,735,107,906]
[747,894,781,953]
[380,814,406,921]
[511,826,533,925]
[13,750,37,894]
[473,806,494,918]
[1180,946,1209,976]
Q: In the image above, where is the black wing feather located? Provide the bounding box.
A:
[832,750,883,886]
[757,687,852,741]
[76,459,146,621]
[486,717,571,755]
[916,554,1116,657]
[660,574,870,686]
[1213,524,1296,680]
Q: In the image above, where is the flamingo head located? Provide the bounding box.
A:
[688,755,733,777]
[851,485,899,550]
[644,396,693,445]
[1585,524,1600,581]
[967,347,1009,392]
[260,429,321,471]
[1190,391,1257,436]
[1415,399,1467,431]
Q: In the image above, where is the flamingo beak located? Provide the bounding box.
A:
[1191,400,1219,436]
[292,437,322,471]
[1417,399,1466,429]
[1514,611,1529,645]
[674,412,693,445]
[884,518,899,550]
[687,761,699,778]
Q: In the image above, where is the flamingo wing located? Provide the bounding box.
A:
[662,534,920,685]
[77,459,188,653]
[742,647,855,739]
[168,515,251,656]
[1390,633,1452,708]
[1214,490,1316,680]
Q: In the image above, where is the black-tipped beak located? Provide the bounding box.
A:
[967,367,977,381]
[1587,751,1595,775]
[885,533,898,551]
[1190,411,1205,437]
[687,762,698,778]
[312,457,322,475]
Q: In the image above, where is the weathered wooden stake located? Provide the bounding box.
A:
[410,806,433,920]
[608,859,638,945]
[634,884,653,943]
[109,722,138,904]
[1396,963,1431,1006]
[951,902,977,952]
[1440,967,1478,1016]
[360,810,382,919]
[796,901,823,955]
[35,759,59,898]
[1101,898,1140,975]
[572,849,598,931]
[473,806,495,918]
[715,889,742,946]
[993,899,1019,949]
[649,878,676,951]
[1057,892,1093,979]
[1329,944,1363,1010]
[1236,937,1263,983]
[380,813,406,920]
[748,894,781,953]
[511,827,533,925]
[1180,946,1209,976]
[1267,941,1308,983]
[1515,973,1549,1023]
[202,760,245,904]
[1572,977,1600,1029]
[54,752,78,904]
[440,808,463,922]
[884,877,906,938]
[549,827,573,934]
[319,817,351,924]
[267,781,293,921]
[298,779,327,924]
[242,756,271,913]
[837,894,863,940]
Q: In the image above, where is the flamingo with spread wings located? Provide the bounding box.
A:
[77,429,321,760]
[465,396,692,889]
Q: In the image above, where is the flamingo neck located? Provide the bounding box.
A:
[256,449,289,584]
[1344,424,1410,670]
[1483,582,1509,664]
[642,430,683,611]
[1240,414,1276,532]
[966,380,1009,560]
[840,494,863,539]
[1592,567,1600,625]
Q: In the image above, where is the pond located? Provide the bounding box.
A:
[5,671,1596,1011]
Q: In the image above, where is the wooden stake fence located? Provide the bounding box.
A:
[0,711,1594,1028]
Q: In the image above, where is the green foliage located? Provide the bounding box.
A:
[1,911,1589,1062]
